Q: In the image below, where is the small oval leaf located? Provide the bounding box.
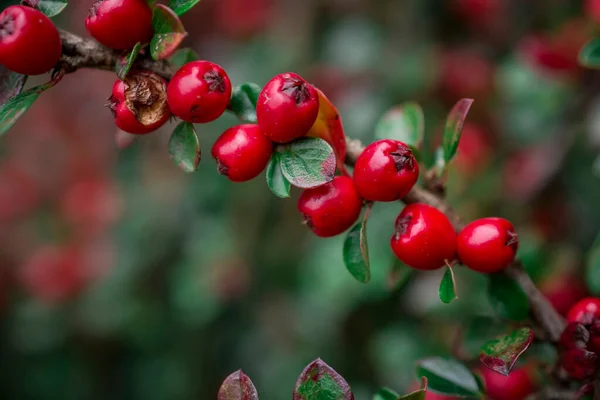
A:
[439,265,457,304]
[579,39,600,69]
[169,122,201,172]
[23,0,68,17]
[416,357,480,397]
[374,102,424,151]
[266,153,291,198]
[150,4,188,60]
[218,370,259,400]
[442,98,474,163]
[294,358,354,400]
[480,327,534,376]
[487,273,530,321]
[169,48,200,69]
[343,203,372,284]
[167,0,201,16]
[398,388,426,400]
[115,42,142,80]
[373,388,400,400]
[279,137,336,189]
[228,82,261,123]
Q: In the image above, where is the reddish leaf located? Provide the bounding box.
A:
[307,88,348,176]
[442,98,474,163]
[218,370,259,400]
[480,328,534,376]
[294,359,354,400]
[150,4,187,60]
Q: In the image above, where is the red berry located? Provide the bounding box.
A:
[106,70,171,134]
[256,72,320,143]
[567,298,600,325]
[561,348,598,380]
[480,367,536,400]
[390,204,457,271]
[588,320,600,354]
[0,5,62,75]
[457,217,518,273]
[85,0,153,50]
[353,140,419,202]
[541,274,587,316]
[211,124,273,182]
[559,322,590,350]
[167,61,232,123]
[297,176,362,238]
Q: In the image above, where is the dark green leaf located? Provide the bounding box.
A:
[115,43,142,80]
[169,122,201,172]
[416,357,480,397]
[218,370,259,400]
[487,273,530,321]
[0,78,57,136]
[343,203,372,284]
[439,265,457,304]
[23,0,68,17]
[579,39,600,69]
[228,83,261,123]
[167,0,201,16]
[150,4,187,60]
[374,102,424,151]
[266,153,291,198]
[586,245,600,295]
[293,358,353,400]
[373,388,400,400]
[442,98,474,163]
[169,48,200,69]
[0,65,27,104]
[480,327,534,376]
[279,138,336,189]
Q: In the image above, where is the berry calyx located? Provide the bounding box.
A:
[211,124,273,182]
[567,298,600,325]
[353,139,419,202]
[167,60,232,123]
[559,322,590,350]
[85,0,153,50]
[0,5,62,75]
[457,217,518,273]
[106,70,170,134]
[256,72,320,143]
[390,203,457,270]
[297,176,362,238]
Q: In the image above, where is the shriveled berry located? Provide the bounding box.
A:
[588,320,600,354]
[457,217,518,273]
[561,348,598,380]
[353,139,419,202]
[0,5,62,75]
[167,61,232,123]
[567,298,600,325]
[211,124,273,182]
[559,322,590,350]
[390,204,457,270]
[106,70,171,134]
[86,0,153,50]
[297,176,362,238]
[256,72,320,143]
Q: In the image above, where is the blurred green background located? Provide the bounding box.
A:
[1,0,600,398]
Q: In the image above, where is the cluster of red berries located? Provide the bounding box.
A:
[559,297,600,379]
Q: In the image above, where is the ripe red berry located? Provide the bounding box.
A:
[480,367,536,400]
[561,348,598,380]
[85,0,153,50]
[106,70,171,134]
[297,176,362,238]
[457,217,518,273]
[0,5,62,75]
[567,298,600,325]
[256,72,320,143]
[559,322,590,351]
[211,124,273,182]
[167,61,232,123]
[353,140,419,202]
[390,204,457,270]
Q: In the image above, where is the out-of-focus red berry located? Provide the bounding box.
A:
[567,298,600,325]
[541,275,588,316]
[454,123,492,176]
[480,367,536,400]
[439,50,494,100]
[215,0,272,38]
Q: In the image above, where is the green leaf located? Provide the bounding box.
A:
[293,358,353,400]
[439,265,457,304]
[279,138,336,189]
[150,4,187,60]
[480,327,534,376]
[218,370,259,400]
[115,43,142,80]
[586,244,600,295]
[442,98,474,163]
[343,203,372,284]
[374,102,424,151]
[23,0,68,17]
[398,389,426,400]
[167,0,201,16]
[169,122,201,172]
[579,39,600,69]
[0,65,27,104]
[228,83,261,123]
[169,48,200,69]
[487,273,530,321]
[416,357,480,397]
[373,388,400,400]
[266,153,291,198]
